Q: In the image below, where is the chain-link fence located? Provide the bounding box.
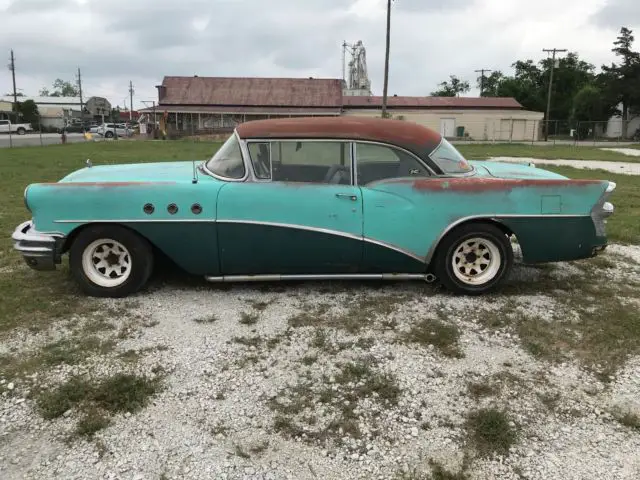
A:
[2,114,639,148]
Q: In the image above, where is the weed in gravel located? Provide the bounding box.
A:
[233,444,251,459]
[270,357,400,449]
[245,299,273,311]
[232,335,262,347]
[537,391,561,411]
[76,407,111,437]
[395,460,468,480]
[239,311,259,326]
[467,380,500,400]
[193,314,218,324]
[310,328,329,349]
[612,409,640,431]
[301,355,318,366]
[211,422,229,436]
[465,407,518,457]
[401,319,463,358]
[355,336,375,349]
[36,373,162,420]
[249,440,269,455]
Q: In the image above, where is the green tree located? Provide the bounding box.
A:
[431,75,470,97]
[478,71,505,97]
[600,27,640,137]
[16,100,40,128]
[39,78,80,97]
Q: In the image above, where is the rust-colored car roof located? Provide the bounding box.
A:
[236,116,443,160]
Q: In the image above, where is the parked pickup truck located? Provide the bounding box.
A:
[0,119,33,135]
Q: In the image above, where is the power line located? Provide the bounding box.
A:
[542,48,567,141]
[474,68,492,96]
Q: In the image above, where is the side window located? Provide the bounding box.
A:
[248,141,351,184]
[0,120,9,126]
[355,142,430,185]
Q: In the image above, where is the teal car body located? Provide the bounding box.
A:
[13,116,615,296]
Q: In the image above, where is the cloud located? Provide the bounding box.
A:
[0,0,636,108]
[591,0,640,30]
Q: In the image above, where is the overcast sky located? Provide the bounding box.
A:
[0,0,638,109]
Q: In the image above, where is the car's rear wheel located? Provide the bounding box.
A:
[69,225,154,298]
[434,223,513,295]
[16,127,26,135]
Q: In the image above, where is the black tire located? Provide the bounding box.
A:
[104,131,114,138]
[69,225,154,298]
[434,223,513,295]
[16,127,26,135]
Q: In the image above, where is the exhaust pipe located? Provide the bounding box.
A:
[425,273,437,283]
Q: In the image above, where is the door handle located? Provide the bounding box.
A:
[335,193,358,201]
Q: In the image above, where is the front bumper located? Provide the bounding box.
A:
[12,221,64,271]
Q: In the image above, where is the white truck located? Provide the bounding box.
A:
[0,120,33,135]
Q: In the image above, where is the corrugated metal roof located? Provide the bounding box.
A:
[137,105,341,115]
[158,76,344,107]
[343,95,523,109]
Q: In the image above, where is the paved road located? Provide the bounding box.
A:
[0,133,98,148]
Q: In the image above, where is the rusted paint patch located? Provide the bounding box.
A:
[236,116,442,160]
[384,177,604,193]
[40,182,177,187]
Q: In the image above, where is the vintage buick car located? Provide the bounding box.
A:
[13,117,615,298]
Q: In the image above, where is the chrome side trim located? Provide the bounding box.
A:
[205,273,433,282]
[362,237,426,264]
[216,219,363,242]
[424,214,590,264]
[54,219,216,223]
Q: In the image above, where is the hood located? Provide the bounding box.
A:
[59,161,200,183]
[469,160,568,180]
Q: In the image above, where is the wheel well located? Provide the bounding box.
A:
[428,218,516,267]
[62,223,157,254]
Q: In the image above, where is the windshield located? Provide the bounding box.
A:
[204,134,246,179]
[429,138,473,174]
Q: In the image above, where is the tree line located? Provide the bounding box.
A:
[430,27,640,136]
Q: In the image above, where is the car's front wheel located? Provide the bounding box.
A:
[434,223,513,295]
[69,225,154,298]
[16,127,26,135]
[104,131,114,138]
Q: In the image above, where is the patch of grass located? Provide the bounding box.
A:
[232,335,262,347]
[36,373,161,420]
[234,444,251,459]
[245,299,273,311]
[193,314,218,324]
[401,319,463,358]
[249,440,269,455]
[465,407,518,458]
[612,409,640,431]
[211,422,229,436]
[537,392,561,411]
[239,311,259,326]
[310,328,329,349]
[467,380,500,399]
[301,355,318,366]
[76,408,111,437]
[40,337,116,366]
[428,460,469,480]
[457,143,640,163]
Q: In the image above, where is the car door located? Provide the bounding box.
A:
[0,120,9,133]
[355,142,433,274]
[216,139,363,275]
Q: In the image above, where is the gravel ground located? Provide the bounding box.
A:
[600,148,640,157]
[1,246,640,480]
[488,156,640,175]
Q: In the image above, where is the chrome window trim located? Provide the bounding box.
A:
[240,138,355,186]
[427,137,475,177]
[352,139,438,180]
[244,140,273,182]
[201,130,249,182]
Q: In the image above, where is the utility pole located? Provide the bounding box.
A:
[77,68,84,124]
[8,50,18,112]
[474,68,492,96]
[381,0,393,118]
[542,48,567,141]
[128,81,134,121]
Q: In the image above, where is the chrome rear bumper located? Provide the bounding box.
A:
[12,221,64,271]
